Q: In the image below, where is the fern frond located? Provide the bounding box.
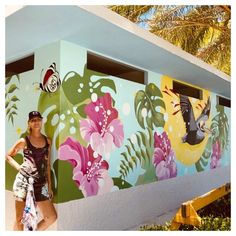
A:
[119,128,154,179]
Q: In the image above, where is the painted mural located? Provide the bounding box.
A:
[5,42,231,204]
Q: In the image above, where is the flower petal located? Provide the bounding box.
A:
[107,119,124,147]
[79,176,99,197]
[152,148,165,167]
[85,93,118,129]
[59,137,89,173]
[80,119,98,143]
[90,132,113,156]
[97,170,114,195]
[155,161,170,180]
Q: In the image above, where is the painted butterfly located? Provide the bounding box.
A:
[39,63,61,93]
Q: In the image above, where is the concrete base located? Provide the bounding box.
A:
[5,166,230,230]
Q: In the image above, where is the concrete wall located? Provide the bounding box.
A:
[57,166,230,230]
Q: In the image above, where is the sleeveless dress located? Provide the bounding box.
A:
[13,135,50,202]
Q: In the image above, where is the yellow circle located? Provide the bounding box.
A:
[161,76,211,166]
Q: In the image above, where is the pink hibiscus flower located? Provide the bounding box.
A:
[210,140,221,169]
[80,93,124,156]
[152,131,177,180]
[59,137,114,197]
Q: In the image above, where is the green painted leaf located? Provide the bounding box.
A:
[53,160,84,203]
[121,152,129,162]
[10,95,20,102]
[7,84,18,94]
[128,161,134,170]
[76,103,87,118]
[5,100,10,109]
[6,108,11,116]
[119,129,154,181]
[195,106,230,172]
[5,154,23,190]
[11,104,18,110]
[135,160,156,185]
[62,65,116,107]
[195,161,204,172]
[38,89,86,150]
[10,114,14,125]
[134,83,165,129]
[113,177,133,189]
[5,77,11,85]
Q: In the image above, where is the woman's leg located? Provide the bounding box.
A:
[36,200,57,230]
[13,200,25,231]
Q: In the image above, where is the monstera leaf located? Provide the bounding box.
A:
[211,106,229,151]
[38,89,86,150]
[135,83,166,129]
[195,105,230,172]
[195,137,213,172]
[62,65,116,118]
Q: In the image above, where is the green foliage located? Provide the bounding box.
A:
[141,216,230,231]
[198,193,231,218]
[109,5,231,75]
[38,89,62,149]
[112,177,133,189]
[5,154,23,190]
[211,105,229,150]
[140,222,171,231]
[195,137,212,172]
[139,194,231,231]
[52,159,84,203]
[134,83,165,129]
[119,128,156,184]
[62,65,116,117]
[195,105,229,172]
[5,75,20,125]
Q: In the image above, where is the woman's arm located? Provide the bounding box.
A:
[47,138,53,199]
[5,138,26,171]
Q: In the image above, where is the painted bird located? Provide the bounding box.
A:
[180,95,211,145]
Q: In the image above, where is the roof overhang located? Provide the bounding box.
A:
[6,5,230,98]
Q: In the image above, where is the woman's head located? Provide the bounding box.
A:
[28,111,43,133]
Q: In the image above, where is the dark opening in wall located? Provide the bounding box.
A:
[172,81,203,99]
[87,52,145,84]
[217,96,231,108]
[6,54,34,77]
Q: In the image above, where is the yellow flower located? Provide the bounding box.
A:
[16,128,22,135]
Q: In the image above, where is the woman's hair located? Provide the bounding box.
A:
[27,124,32,134]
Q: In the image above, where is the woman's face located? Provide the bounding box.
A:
[28,117,43,131]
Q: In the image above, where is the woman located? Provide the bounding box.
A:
[6,111,57,230]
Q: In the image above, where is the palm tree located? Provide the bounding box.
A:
[109,5,231,75]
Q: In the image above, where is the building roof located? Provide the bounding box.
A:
[6,5,230,98]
